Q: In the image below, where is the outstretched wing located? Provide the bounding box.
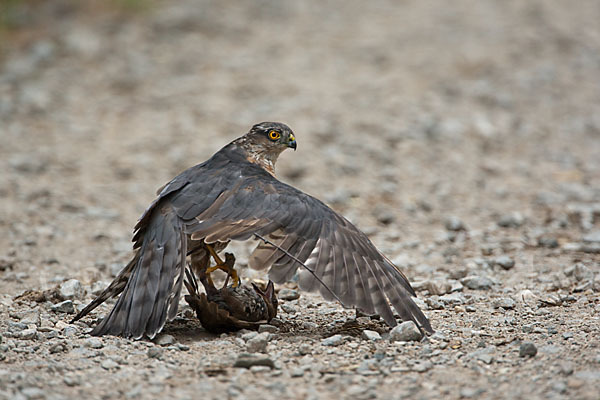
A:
[172,168,432,333]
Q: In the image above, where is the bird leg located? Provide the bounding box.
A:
[205,244,240,288]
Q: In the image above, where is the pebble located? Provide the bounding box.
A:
[50,300,74,314]
[233,353,275,369]
[62,326,78,337]
[445,216,466,231]
[583,231,600,243]
[361,330,382,341]
[20,310,40,325]
[101,359,119,370]
[63,375,81,387]
[155,334,175,346]
[18,328,37,340]
[412,360,433,372]
[497,212,524,228]
[321,334,344,346]
[439,292,466,305]
[389,321,422,342]
[84,337,103,349]
[20,387,46,399]
[298,343,312,355]
[573,263,594,282]
[278,289,300,301]
[426,280,452,295]
[519,342,537,357]
[461,276,493,290]
[495,256,515,270]
[559,361,574,375]
[538,236,559,248]
[493,298,516,309]
[291,367,305,377]
[59,279,84,299]
[147,347,164,359]
[246,332,269,353]
[258,324,278,333]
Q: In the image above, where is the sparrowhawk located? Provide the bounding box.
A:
[73,122,433,339]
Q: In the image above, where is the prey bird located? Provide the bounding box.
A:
[72,122,433,339]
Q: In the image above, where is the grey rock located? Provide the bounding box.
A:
[63,375,81,387]
[519,342,537,357]
[280,304,297,313]
[495,256,515,270]
[101,359,119,370]
[246,333,269,353]
[84,337,103,349]
[241,331,258,341]
[51,300,74,314]
[147,347,163,359]
[426,279,452,295]
[493,297,516,309]
[583,231,600,243]
[233,353,275,369]
[389,321,422,342]
[412,360,433,372]
[439,292,466,305]
[574,263,594,282]
[361,330,382,341]
[258,324,278,333]
[322,334,344,346]
[62,325,78,336]
[20,387,46,399]
[278,288,300,301]
[20,310,40,325]
[559,361,574,375]
[59,279,84,300]
[18,328,37,340]
[538,236,559,248]
[461,276,493,290]
[445,216,466,231]
[298,343,312,355]
[497,212,524,228]
[155,334,175,346]
[290,367,305,377]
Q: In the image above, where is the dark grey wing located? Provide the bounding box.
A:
[181,175,433,334]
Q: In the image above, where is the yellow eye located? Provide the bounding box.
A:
[268,130,281,140]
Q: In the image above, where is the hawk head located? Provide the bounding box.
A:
[236,122,297,174]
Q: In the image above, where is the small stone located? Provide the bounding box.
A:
[389,321,422,342]
[445,216,466,231]
[246,333,269,353]
[573,263,594,282]
[84,337,103,349]
[493,297,516,309]
[278,288,300,301]
[20,387,46,399]
[583,231,600,243]
[322,334,344,346]
[291,367,305,377]
[20,310,40,325]
[155,334,175,346]
[562,332,574,340]
[412,360,433,372]
[495,256,515,270]
[233,353,275,369]
[101,359,119,370]
[298,343,312,355]
[361,330,381,341]
[59,279,84,299]
[538,236,559,248]
[426,280,452,295]
[519,342,537,357]
[62,325,78,337]
[461,276,493,290]
[439,292,466,305]
[63,375,81,387]
[51,300,75,314]
[497,212,524,228]
[241,331,258,341]
[147,347,163,359]
[559,361,574,375]
[18,328,37,340]
[258,324,278,334]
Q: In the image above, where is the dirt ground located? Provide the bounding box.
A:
[1,0,600,399]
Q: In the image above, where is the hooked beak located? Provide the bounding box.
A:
[287,133,297,151]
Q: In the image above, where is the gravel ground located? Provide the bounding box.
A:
[1,1,600,399]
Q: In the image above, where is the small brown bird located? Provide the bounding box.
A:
[72,122,432,339]
[184,253,278,333]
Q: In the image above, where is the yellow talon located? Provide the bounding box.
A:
[205,245,240,288]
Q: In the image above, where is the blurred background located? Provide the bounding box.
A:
[1,1,600,399]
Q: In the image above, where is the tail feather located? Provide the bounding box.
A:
[78,204,185,339]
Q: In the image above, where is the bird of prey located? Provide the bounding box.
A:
[72,122,432,339]
[184,252,278,333]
